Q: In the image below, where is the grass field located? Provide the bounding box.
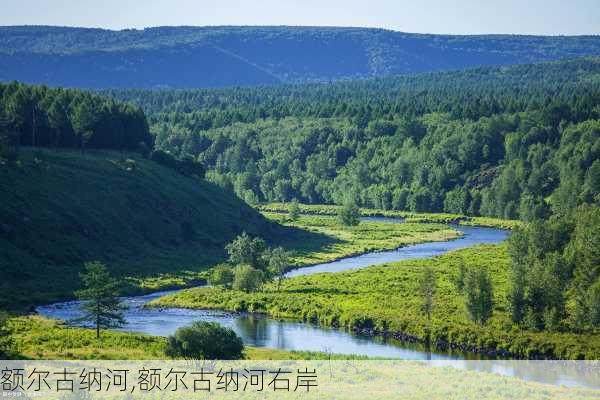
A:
[152,242,600,360]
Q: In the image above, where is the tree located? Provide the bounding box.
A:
[566,205,600,328]
[268,247,292,291]
[47,99,69,149]
[289,199,301,221]
[338,200,360,226]
[464,268,494,324]
[453,262,467,292]
[233,264,264,293]
[0,111,10,161]
[588,279,600,327]
[225,232,267,270]
[0,312,11,358]
[210,264,234,289]
[71,99,97,153]
[507,227,529,324]
[165,321,244,360]
[75,261,126,338]
[419,266,436,320]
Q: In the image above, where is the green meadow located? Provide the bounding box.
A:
[153,239,600,360]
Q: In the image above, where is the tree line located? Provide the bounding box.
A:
[508,204,600,331]
[0,81,152,158]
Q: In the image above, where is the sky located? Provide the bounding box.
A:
[0,0,599,36]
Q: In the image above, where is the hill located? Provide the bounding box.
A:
[1,26,600,88]
[0,149,285,310]
[112,58,600,221]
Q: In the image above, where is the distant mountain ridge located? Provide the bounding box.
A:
[1,25,600,88]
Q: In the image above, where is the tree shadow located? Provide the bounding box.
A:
[267,222,343,258]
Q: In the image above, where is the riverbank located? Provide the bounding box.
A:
[7,316,369,360]
[151,243,600,360]
[258,203,521,230]
[269,212,462,268]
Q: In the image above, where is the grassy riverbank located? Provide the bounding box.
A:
[268,212,461,268]
[151,243,600,360]
[6,316,367,360]
[8,321,598,400]
[259,203,520,230]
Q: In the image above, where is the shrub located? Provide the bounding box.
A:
[210,264,234,288]
[338,201,360,226]
[165,321,244,360]
[233,265,264,293]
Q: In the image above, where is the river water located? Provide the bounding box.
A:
[36,219,600,388]
[38,219,508,361]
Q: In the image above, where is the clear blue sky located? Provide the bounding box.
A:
[1,0,598,35]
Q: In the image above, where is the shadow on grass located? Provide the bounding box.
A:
[267,222,343,258]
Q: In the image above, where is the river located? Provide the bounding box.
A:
[35,218,600,388]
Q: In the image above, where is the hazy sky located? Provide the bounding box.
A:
[1,0,598,35]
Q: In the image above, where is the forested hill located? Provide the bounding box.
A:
[120,58,600,221]
[0,149,283,310]
[0,81,288,309]
[1,26,600,88]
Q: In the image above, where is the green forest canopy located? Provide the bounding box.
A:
[0,81,151,151]
[108,58,600,220]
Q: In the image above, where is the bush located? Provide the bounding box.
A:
[210,264,234,288]
[165,321,244,360]
[233,265,264,293]
[338,201,360,226]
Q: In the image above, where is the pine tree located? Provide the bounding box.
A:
[75,261,126,338]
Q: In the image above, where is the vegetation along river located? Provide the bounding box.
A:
[36,218,599,388]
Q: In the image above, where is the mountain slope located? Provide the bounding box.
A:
[0,149,283,310]
[1,26,600,88]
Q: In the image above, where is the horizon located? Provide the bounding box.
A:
[1,24,600,37]
[1,0,599,36]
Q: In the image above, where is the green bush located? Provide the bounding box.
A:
[233,265,264,293]
[338,201,360,226]
[165,321,244,360]
[210,264,234,288]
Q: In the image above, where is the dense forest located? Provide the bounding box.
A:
[1,26,600,88]
[0,81,151,154]
[108,58,600,221]
[508,205,600,333]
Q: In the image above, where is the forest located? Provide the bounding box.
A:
[1,26,600,88]
[107,58,600,221]
[0,81,151,154]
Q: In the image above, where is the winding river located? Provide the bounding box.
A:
[35,218,600,388]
